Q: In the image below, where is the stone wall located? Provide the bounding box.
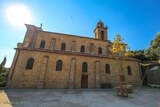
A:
[8,49,141,88]
[34,31,110,55]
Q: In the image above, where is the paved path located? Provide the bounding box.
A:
[5,87,160,107]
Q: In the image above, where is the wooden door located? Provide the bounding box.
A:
[81,75,88,88]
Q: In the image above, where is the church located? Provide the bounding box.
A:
[7,21,141,88]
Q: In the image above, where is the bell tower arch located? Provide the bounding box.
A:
[94,20,108,40]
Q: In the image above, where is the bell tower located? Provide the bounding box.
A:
[94,20,108,40]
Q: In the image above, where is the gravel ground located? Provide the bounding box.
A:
[5,87,160,107]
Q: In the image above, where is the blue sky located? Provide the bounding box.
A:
[0,0,160,67]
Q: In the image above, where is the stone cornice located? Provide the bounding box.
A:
[15,48,140,62]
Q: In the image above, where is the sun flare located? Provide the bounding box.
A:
[5,4,32,27]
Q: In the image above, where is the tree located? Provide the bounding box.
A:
[0,56,6,73]
[110,34,128,73]
[110,34,132,97]
[0,56,8,87]
[124,51,134,57]
[110,34,127,57]
[145,32,160,60]
[129,50,149,61]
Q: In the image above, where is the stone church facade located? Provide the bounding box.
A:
[7,21,141,88]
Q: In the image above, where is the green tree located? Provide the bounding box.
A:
[0,56,8,87]
[130,50,149,61]
[0,56,6,73]
[145,32,160,60]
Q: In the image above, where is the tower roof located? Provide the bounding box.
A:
[97,20,104,27]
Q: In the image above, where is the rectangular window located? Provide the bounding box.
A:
[106,46,110,55]
[127,66,132,75]
[105,64,110,74]
[71,41,76,52]
[90,43,94,54]
[50,38,56,50]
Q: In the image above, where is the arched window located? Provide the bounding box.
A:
[101,31,104,40]
[81,45,85,53]
[105,64,110,74]
[25,58,34,69]
[61,43,66,50]
[127,66,132,75]
[82,62,88,72]
[40,40,45,48]
[98,47,102,54]
[56,60,63,71]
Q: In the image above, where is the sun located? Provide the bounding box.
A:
[5,4,32,27]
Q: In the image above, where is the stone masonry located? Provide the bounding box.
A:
[7,21,142,88]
